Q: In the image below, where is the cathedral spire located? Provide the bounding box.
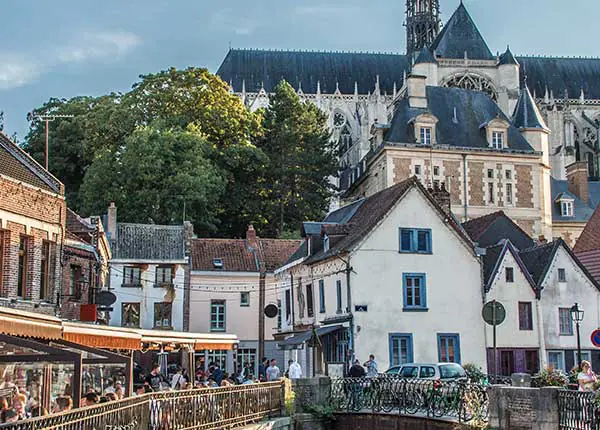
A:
[406,0,441,57]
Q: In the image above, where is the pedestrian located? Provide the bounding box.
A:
[363,354,378,377]
[171,367,186,390]
[266,359,281,381]
[53,395,73,413]
[104,379,115,394]
[288,359,303,379]
[349,360,366,378]
[145,364,167,391]
[578,360,597,392]
[211,363,224,386]
[258,357,268,382]
[85,392,99,407]
[12,393,27,419]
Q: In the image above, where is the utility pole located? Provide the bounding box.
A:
[32,114,74,170]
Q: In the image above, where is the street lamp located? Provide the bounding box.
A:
[570,303,584,366]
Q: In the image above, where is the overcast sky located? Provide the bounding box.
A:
[0,0,597,139]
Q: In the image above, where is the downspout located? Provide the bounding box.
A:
[290,272,295,328]
[462,153,468,221]
[535,287,547,369]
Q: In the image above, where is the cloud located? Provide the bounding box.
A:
[56,30,141,63]
[0,54,41,89]
[294,5,360,16]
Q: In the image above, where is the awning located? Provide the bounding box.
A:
[278,325,345,349]
[0,307,62,340]
[137,329,238,351]
[62,322,142,350]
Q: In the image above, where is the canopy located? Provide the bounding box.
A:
[137,329,238,351]
[0,307,62,340]
[62,322,142,350]
[278,325,344,350]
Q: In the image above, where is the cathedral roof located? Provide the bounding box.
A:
[414,47,438,65]
[385,86,534,152]
[512,86,549,130]
[217,49,409,94]
[429,3,494,60]
[499,47,519,66]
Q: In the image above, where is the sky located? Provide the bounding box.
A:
[0,0,597,140]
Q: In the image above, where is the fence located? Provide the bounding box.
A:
[558,389,599,430]
[328,377,488,425]
[0,382,283,430]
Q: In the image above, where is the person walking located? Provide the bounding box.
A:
[258,358,268,382]
[363,354,378,378]
[288,359,303,379]
[171,367,186,390]
[145,364,167,391]
[266,359,281,381]
[578,360,597,392]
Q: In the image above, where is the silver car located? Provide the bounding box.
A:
[385,363,467,381]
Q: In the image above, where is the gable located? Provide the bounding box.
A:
[539,244,600,292]
[487,249,537,297]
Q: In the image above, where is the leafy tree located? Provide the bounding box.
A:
[259,81,337,237]
[80,126,226,231]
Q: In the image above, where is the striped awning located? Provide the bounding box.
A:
[0,307,62,340]
[62,322,142,350]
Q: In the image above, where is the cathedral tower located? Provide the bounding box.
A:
[406,0,441,56]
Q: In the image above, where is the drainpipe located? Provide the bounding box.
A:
[346,262,355,365]
[535,291,547,370]
[462,153,468,221]
[290,272,295,328]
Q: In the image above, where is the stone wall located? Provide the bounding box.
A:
[332,414,461,430]
[488,386,560,430]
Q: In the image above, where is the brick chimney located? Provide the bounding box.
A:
[428,182,452,214]
[566,162,589,204]
[107,202,117,241]
[246,224,259,250]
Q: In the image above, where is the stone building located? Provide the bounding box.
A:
[0,132,65,315]
[217,0,600,245]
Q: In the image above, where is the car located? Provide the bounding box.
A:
[385,363,467,381]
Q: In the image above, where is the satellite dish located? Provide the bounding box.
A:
[264,304,278,318]
[95,291,117,306]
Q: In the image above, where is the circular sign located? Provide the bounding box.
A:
[264,304,278,318]
[95,290,117,306]
[591,330,600,348]
[482,301,506,326]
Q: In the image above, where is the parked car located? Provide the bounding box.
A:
[385,363,467,381]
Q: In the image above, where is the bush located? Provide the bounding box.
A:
[534,367,568,387]
[463,363,486,384]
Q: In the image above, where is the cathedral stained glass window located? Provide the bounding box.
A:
[442,73,497,101]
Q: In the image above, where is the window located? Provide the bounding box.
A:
[438,334,461,363]
[561,201,574,217]
[525,350,539,374]
[420,127,432,145]
[306,284,314,317]
[399,228,432,254]
[40,241,50,300]
[506,183,513,205]
[121,303,140,328]
[155,266,173,287]
[487,169,494,179]
[154,302,172,329]
[558,268,567,283]
[505,267,514,283]
[318,280,325,313]
[433,166,440,176]
[69,265,82,300]
[240,292,250,307]
[17,236,28,297]
[500,351,515,376]
[123,267,142,287]
[414,165,422,175]
[559,308,573,335]
[210,300,226,332]
[505,170,512,180]
[277,299,281,330]
[389,334,413,366]
[400,366,418,378]
[547,351,565,372]
[491,131,504,149]
[420,366,436,378]
[575,350,592,364]
[336,280,343,313]
[439,364,466,379]
[323,235,330,252]
[285,289,292,322]
[212,258,224,269]
[519,302,533,331]
[488,183,495,204]
[403,273,427,310]
[237,348,257,376]
[207,350,227,370]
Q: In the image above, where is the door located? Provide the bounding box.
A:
[500,350,515,376]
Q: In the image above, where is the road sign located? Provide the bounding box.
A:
[96,290,117,306]
[482,301,506,326]
[264,304,278,318]
[591,329,600,348]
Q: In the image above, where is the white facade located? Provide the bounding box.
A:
[110,260,186,331]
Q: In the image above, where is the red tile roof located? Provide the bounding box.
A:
[574,205,600,254]
[260,239,303,272]
[575,250,600,285]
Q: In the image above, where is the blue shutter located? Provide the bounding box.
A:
[319,280,325,313]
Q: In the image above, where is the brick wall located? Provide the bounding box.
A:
[468,162,484,206]
[442,160,462,205]
[60,247,97,321]
[515,165,534,208]
[0,178,63,224]
[393,158,412,183]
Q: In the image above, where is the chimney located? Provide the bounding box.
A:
[246,224,259,250]
[566,162,589,204]
[428,182,452,214]
[107,202,117,242]
[406,74,427,109]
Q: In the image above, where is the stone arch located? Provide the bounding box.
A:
[440,72,498,101]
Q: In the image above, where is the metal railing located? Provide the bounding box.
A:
[558,390,599,430]
[328,377,488,425]
[0,382,283,430]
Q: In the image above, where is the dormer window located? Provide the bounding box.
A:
[491,131,504,149]
[410,113,438,146]
[482,117,510,150]
[324,235,330,252]
[420,127,432,145]
[561,201,574,217]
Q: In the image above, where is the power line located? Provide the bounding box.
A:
[31,114,75,170]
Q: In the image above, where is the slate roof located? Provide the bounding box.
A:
[415,47,437,65]
[385,86,534,152]
[499,47,519,66]
[217,49,409,94]
[574,205,600,254]
[191,238,301,272]
[482,241,536,292]
[462,211,535,251]
[67,208,93,234]
[519,241,561,287]
[551,178,600,223]
[114,223,185,261]
[430,3,494,60]
[512,86,549,130]
[0,132,62,194]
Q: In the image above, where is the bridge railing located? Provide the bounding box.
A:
[329,376,488,425]
[558,389,599,430]
[0,382,283,430]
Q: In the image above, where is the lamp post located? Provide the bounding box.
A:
[570,303,585,366]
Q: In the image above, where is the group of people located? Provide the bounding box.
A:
[348,354,378,378]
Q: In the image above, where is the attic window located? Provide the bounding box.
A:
[561,201,574,217]
[420,127,432,145]
[212,258,224,269]
[324,235,330,252]
[491,131,504,149]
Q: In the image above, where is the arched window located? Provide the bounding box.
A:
[441,73,498,101]
[338,125,353,155]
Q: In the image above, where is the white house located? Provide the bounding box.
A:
[106,204,189,331]
[276,177,487,375]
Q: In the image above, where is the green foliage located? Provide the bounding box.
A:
[303,402,337,426]
[534,367,568,387]
[463,363,486,384]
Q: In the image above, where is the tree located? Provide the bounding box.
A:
[259,81,338,237]
[80,126,226,230]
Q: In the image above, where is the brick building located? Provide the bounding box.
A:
[0,132,65,314]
